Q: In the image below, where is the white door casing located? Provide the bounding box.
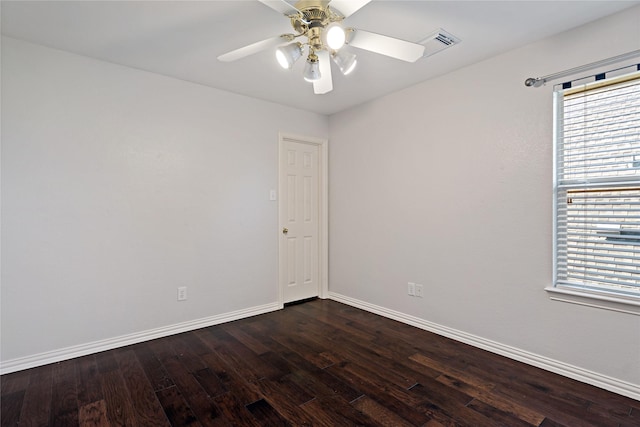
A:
[279,133,328,305]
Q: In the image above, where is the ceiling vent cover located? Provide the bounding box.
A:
[419,28,461,58]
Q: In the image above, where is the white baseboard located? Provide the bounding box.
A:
[328,292,640,401]
[0,302,281,375]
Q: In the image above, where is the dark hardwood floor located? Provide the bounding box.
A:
[1,299,638,426]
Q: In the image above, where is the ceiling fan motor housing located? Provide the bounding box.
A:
[294,0,331,15]
[307,26,324,50]
[291,0,341,51]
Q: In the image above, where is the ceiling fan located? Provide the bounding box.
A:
[217,0,426,95]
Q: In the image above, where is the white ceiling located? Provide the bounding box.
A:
[2,0,638,115]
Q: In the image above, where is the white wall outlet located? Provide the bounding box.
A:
[415,284,424,298]
[269,189,277,201]
[408,282,415,296]
[177,286,187,301]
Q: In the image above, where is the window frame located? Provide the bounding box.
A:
[548,71,640,315]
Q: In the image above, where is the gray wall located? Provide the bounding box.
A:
[328,7,640,390]
[1,37,328,363]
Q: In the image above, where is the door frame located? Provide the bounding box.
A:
[278,132,328,308]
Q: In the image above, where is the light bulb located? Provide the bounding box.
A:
[324,23,346,50]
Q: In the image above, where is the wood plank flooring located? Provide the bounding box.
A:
[2,299,638,426]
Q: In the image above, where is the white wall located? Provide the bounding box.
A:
[328,6,640,393]
[1,37,328,364]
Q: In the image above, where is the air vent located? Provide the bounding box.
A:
[419,28,461,58]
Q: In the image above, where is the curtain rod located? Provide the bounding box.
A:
[524,49,640,88]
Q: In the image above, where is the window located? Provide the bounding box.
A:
[550,71,640,314]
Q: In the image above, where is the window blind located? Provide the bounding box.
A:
[555,72,640,296]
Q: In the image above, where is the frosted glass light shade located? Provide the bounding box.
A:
[332,49,357,75]
[303,58,321,82]
[276,43,302,69]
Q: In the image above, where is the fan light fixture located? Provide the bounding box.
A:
[276,43,303,69]
[218,0,429,95]
[332,49,357,75]
[303,54,321,82]
[277,22,350,84]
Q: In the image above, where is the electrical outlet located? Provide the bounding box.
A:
[415,284,424,298]
[177,286,187,301]
[408,282,415,296]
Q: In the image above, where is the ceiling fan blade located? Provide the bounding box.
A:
[347,29,425,62]
[257,0,301,16]
[329,0,371,18]
[313,50,333,94]
[218,34,293,62]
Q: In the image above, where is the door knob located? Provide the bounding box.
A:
[282,227,289,234]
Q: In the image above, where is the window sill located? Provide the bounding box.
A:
[545,286,640,315]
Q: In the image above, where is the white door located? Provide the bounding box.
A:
[279,138,320,303]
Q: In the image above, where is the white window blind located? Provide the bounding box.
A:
[554,72,640,297]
